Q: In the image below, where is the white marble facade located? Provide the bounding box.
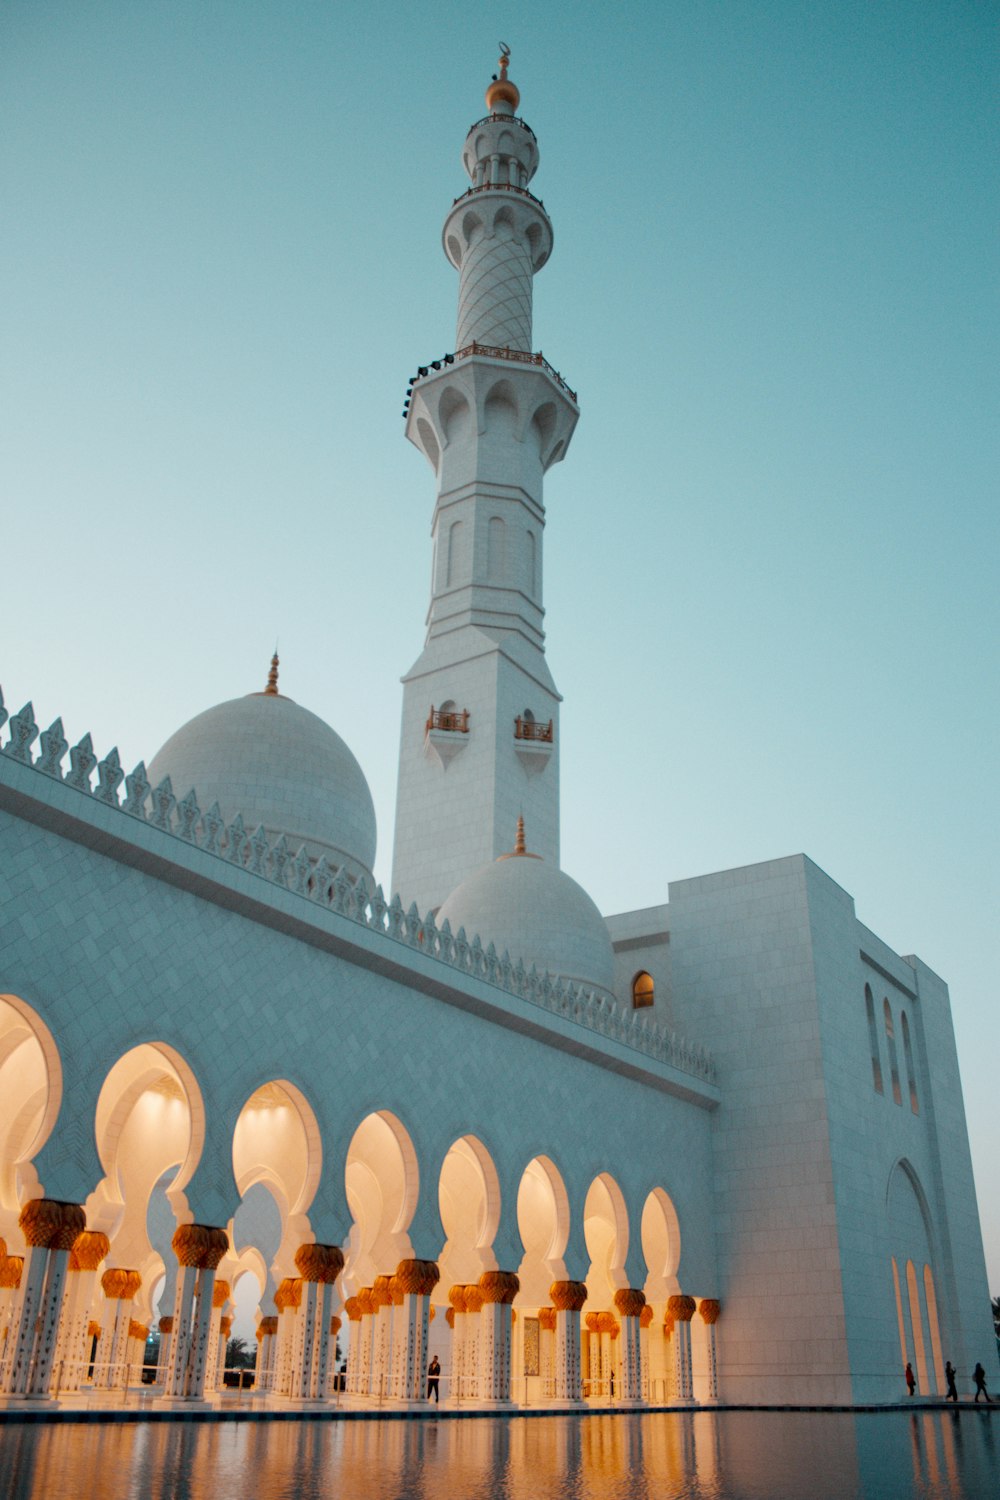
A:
[0,53,993,1411]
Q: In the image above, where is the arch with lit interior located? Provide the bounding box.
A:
[437,1134,501,1295]
[514,1154,571,1307]
[342,1109,420,1295]
[0,994,63,1246]
[582,1172,629,1309]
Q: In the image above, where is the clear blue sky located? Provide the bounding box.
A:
[2,2,998,1290]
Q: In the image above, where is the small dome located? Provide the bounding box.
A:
[437,822,615,1000]
[148,665,376,882]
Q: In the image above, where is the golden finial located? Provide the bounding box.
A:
[497,812,541,860]
[486,42,520,113]
[264,651,279,696]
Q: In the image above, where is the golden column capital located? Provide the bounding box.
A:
[343,1296,362,1322]
[356,1287,375,1316]
[19,1198,86,1250]
[538,1306,557,1332]
[448,1284,468,1314]
[372,1274,393,1309]
[396,1258,441,1296]
[699,1298,721,1325]
[172,1223,230,1270]
[429,1304,437,1323]
[667,1294,697,1322]
[258,1316,279,1337]
[212,1279,231,1309]
[479,1270,519,1305]
[613,1288,646,1319]
[68,1230,110,1272]
[0,1255,24,1289]
[128,1320,149,1343]
[330,1315,342,1336]
[549,1279,588,1312]
[159,1316,174,1334]
[220,1315,233,1337]
[640,1305,653,1328]
[101,1267,141,1301]
[584,1312,602,1334]
[445,1306,455,1328]
[463,1284,484,1313]
[294,1242,345,1284]
[87,1320,102,1339]
[274,1277,303,1311]
[663,1314,675,1337]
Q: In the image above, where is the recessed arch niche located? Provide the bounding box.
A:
[0,994,62,1236]
[515,1155,570,1305]
[343,1110,419,1293]
[437,1134,501,1291]
[583,1172,629,1307]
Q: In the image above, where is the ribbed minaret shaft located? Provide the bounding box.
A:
[392,54,579,915]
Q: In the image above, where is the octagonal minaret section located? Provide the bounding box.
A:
[392,54,579,916]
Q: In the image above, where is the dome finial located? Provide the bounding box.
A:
[485,42,520,114]
[264,651,279,696]
[514,813,526,855]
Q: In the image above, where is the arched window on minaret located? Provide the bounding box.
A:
[884,999,902,1106]
[900,1011,919,1114]
[447,520,463,587]
[488,516,506,581]
[526,530,537,597]
[864,984,884,1094]
[632,972,654,1009]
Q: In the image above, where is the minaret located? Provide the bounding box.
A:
[392,50,579,914]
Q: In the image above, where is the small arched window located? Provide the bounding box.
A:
[865,984,884,1094]
[884,999,902,1106]
[632,972,654,1009]
[900,1011,919,1114]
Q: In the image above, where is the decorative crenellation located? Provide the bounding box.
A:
[0,685,715,1085]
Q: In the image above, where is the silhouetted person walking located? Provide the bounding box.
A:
[905,1362,916,1396]
[945,1361,958,1401]
[973,1362,992,1402]
[427,1354,440,1403]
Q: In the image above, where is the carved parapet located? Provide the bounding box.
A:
[479,1270,519,1306]
[667,1294,696,1323]
[294,1242,345,1284]
[212,1279,231,1309]
[549,1279,588,1312]
[372,1274,393,1310]
[88,1320,102,1340]
[172,1224,229,1270]
[220,1316,233,1338]
[395,1258,441,1297]
[0,1256,24,1289]
[128,1320,149,1343]
[463,1284,484,1314]
[102,1268,141,1301]
[698,1298,721,1325]
[69,1231,110,1272]
[343,1297,362,1323]
[19,1198,86,1251]
[640,1305,653,1328]
[538,1306,557,1333]
[159,1316,174,1335]
[613,1288,646,1320]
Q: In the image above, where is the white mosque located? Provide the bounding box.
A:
[0,53,992,1413]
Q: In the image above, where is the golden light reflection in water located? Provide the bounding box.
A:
[0,1412,996,1500]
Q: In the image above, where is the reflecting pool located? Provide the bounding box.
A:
[0,1409,997,1499]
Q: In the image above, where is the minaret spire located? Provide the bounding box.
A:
[264,651,280,696]
[391,60,579,914]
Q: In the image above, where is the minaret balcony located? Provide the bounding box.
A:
[451,182,547,212]
[514,716,554,777]
[424,705,470,771]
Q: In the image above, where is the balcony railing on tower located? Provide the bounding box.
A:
[514,716,553,743]
[426,706,470,734]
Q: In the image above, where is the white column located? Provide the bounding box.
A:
[160,1225,230,1404]
[550,1282,586,1406]
[613,1290,646,1406]
[698,1301,721,1402]
[476,1272,518,1404]
[539,1308,556,1401]
[165,1265,198,1398]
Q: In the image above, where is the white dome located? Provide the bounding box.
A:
[437,833,615,1001]
[148,683,376,882]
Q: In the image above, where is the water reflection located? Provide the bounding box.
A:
[0,1410,996,1500]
